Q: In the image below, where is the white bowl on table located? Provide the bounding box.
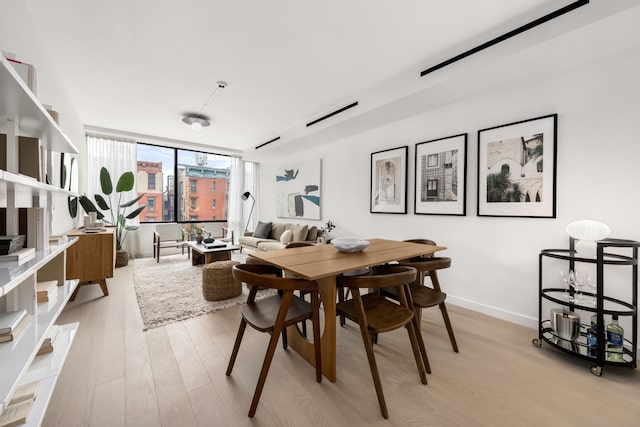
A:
[331,238,370,253]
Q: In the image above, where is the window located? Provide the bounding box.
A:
[148,196,156,211]
[148,173,156,189]
[427,154,438,167]
[136,143,231,223]
[427,179,438,198]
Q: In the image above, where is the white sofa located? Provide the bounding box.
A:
[238,221,322,252]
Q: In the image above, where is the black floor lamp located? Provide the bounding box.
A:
[241,191,255,233]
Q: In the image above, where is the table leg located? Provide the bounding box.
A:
[287,276,337,382]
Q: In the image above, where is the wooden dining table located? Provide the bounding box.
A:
[248,238,446,382]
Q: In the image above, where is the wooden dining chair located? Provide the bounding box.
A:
[336,265,427,419]
[388,239,458,353]
[226,263,322,418]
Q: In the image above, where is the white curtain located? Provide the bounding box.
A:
[86,135,139,253]
[227,159,259,241]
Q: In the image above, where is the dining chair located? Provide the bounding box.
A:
[388,239,458,353]
[336,265,427,419]
[227,263,322,418]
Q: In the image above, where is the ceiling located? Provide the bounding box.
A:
[21,1,638,155]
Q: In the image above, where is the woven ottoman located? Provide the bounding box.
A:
[202,260,241,301]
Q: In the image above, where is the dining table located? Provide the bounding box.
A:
[248,238,446,382]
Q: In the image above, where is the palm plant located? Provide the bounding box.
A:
[78,167,146,251]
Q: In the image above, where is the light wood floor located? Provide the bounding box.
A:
[42,262,640,427]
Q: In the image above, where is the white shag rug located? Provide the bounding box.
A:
[132,252,275,330]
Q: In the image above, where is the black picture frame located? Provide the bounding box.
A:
[370,146,408,214]
[414,133,467,216]
[477,114,557,218]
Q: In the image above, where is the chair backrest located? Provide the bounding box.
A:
[233,263,318,294]
[285,241,315,249]
[155,223,184,241]
[338,265,416,290]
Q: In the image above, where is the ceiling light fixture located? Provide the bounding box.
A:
[182,81,228,132]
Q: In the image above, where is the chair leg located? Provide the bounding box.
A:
[311,293,322,383]
[358,323,388,419]
[405,320,428,385]
[248,318,286,417]
[226,319,248,376]
[439,302,459,352]
[281,329,288,350]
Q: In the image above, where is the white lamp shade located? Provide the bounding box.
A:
[565,220,611,241]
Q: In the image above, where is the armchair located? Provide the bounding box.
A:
[153,223,187,263]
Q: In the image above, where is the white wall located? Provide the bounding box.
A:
[254,45,640,330]
[1,1,86,234]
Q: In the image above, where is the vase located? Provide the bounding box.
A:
[115,249,129,268]
[196,234,204,244]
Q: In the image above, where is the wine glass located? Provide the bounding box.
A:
[560,269,575,302]
[576,270,596,307]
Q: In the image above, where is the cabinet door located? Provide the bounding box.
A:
[66,230,115,282]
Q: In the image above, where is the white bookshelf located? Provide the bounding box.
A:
[1,51,81,422]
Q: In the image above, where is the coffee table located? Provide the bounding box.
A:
[184,241,240,265]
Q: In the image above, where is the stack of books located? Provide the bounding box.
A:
[0,381,39,427]
[0,310,31,344]
[0,247,35,263]
[36,280,59,303]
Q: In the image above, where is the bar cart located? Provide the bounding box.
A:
[532,237,638,376]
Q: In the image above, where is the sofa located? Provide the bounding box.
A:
[238,221,322,252]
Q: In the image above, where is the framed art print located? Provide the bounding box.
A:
[275,159,321,219]
[477,114,557,218]
[370,146,408,214]
[414,133,467,215]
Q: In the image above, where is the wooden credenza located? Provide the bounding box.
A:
[66,228,115,300]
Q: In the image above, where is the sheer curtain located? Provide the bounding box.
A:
[228,158,259,242]
[86,135,139,253]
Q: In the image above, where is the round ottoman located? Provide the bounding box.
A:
[202,260,241,301]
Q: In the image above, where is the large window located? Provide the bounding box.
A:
[136,143,231,224]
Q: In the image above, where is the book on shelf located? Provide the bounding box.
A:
[36,340,53,356]
[36,280,59,302]
[0,309,27,335]
[0,247,35,262]
[0,313,31,344]
[8,381,40,406]
[48,235,67,245]
[0,398,33,427]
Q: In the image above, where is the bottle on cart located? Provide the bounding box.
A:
[586,314,598,358]
[606,315,624,362]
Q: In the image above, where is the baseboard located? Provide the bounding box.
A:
[447,295,538,330]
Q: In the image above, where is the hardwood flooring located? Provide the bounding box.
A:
[43,263,640,426]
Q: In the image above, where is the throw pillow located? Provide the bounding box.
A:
[270,222,286,240]
[307,226,318,242]
[279,229,293,244]
[292,224,308,242]
[252,221,272,239]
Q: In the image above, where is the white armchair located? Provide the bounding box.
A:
[153,223,187,262]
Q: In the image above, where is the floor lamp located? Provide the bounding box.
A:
[241,191,255,233]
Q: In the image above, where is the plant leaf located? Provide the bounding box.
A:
[120,193,145,208]
[94,194,110,211]
[100,167,113,195]
[116,171,135,193]
[68,196,78,218]
[125,225,139,231]
[125,205,146,219]
[79,195,98,213]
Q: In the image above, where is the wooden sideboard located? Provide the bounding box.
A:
[66,228,115,300]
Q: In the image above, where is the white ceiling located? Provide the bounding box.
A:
[21,1,638,155]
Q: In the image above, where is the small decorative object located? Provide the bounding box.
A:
[414,133,467,216]
[566,219,611,258]
[550,308,581,341]
[477,114,557,218]
[371,146,408,214]
[331,238,370,253]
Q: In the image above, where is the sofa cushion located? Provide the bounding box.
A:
[257,241,286,251]
[253,221,272,238]
[292,224,308,241]
[280,229,293,244]
[307,226,318,242]
[270,222,287,240]
[239,235,273,248]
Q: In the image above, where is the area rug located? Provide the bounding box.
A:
[132,253,275,330]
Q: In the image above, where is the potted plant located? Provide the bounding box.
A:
[78,167,146,267]
[185,224,205,243]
